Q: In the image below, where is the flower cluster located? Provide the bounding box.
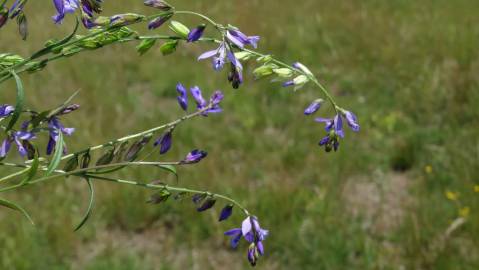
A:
[0,103,78,159]
[225,216,269,266]
[305,102,359,152]
[175,83,224,115]
[197,28,260,89]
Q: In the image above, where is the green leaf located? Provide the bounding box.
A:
[46,131,63,176]
[0,198,34,225]
[6,71,24,131]
[20,150,39,185]
[136,38,157,55]
[157,165,178,181]
[74,177,94,231]
[30,18,80,59]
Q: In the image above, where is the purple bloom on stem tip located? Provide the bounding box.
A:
[46,117,75,155]
[226,29,260,49]
[344,110,360,132]
[304,100,322,115]
[176,83,188,111]
[181,149,207,164]
[187,24,206,42]
[225,216,268,266]
[219,204,233,221]
[154,130,172,154]
[0,104,14,118]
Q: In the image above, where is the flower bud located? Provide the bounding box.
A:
[159,40,178,55]
[64,155,79,172]
[293,62,313,76]
[253,64,278,79]
[196,197,216,212]
[148,13,172,30]
[144,0,173,11]
[110,13,144,27]
[169,20,190,38]
[273,68,293,78]
[187,24,206,42]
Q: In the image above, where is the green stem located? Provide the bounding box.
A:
[85,174,249,215]
[0,161,249,215]
[0,167,29,184]
[174,10,220,28]
[58,103,214,162]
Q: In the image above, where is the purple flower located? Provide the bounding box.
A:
[219,204,233,221]
[198,42,227,71]
[224,216,268,266]
[206,90,224,114]
[52,0,80,24]
[314,112,357,152]
[304,100,323,115]
[343,110,360,132]
[46,117,75,155]
[176,83,188,111]
[226,29,260,49]
[198,42,244,78]
[181,149,207,164]
[187,24,206,42]
[154,130,172,154]
[0,104,14,118]
[190,86,207,110]
[9,0,25,19]
[0,131,36,158]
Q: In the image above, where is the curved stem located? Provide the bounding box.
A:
[174,10,220,28]
[85,174,249,215]
[0,167,29,184]
[0,161,249,215]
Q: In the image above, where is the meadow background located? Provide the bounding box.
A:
[1,0,479,269]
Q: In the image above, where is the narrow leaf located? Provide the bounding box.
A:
[46,131,63,176]
[30,18,80,59]
[0,198,34,225]
[6,71,24,131]
[74,177,94,231]
[156,165,178,181]
[20,150,39,185]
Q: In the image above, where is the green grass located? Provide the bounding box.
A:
[1,0,479,269]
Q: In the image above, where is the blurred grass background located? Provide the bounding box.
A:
[1,0,479,269]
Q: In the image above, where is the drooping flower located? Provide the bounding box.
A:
[154,130,172,154]
[46,117,75,155]
[315,111,360,152]
[52,0,80,24]
[303,99,323,115]
[226,29,260,49]
[343,110,360,132]
[0,131,36,158]
[176,83,188,111]
[224,216,269,266]
[180,149,207,164]
[0,104,14,118]
[198,42,244,83]
[207,90,224,114]
[187,24,206,43]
